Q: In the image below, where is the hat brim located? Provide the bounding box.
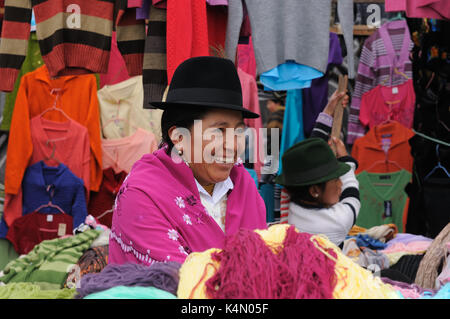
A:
[147,101,260,119]
[274,162,351,187]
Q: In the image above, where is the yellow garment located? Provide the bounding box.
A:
[177,224,400,299]
[97,76,163,140]
[348,225,367,236]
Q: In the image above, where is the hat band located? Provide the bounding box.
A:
[166,88,242,106]
[284,161,340,185]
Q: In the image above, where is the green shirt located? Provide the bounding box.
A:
[356,169,411,232]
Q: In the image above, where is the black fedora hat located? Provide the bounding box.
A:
[274,138,350,187]
[148,56,259,119]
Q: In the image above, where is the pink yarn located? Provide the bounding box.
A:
[205,226,337,299]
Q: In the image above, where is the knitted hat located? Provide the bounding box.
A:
[274,138,350,187]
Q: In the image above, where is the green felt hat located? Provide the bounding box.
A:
[274,138,350,187]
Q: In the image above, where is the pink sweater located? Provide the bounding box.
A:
[108,147,267,265]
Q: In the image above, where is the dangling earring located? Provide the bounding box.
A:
[178,148,183,156]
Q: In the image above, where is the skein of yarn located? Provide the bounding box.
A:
[204,225,337,299]
[76,261,181,298]
[415,223,450,289]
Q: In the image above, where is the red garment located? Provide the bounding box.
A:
[207,5,227,56]
[351,121,415,175]
[88,168,127,228]
[166,0,210,83]
[99,32,131,88]
[238,38,257,79]
[360,79,415,130]
[6,211,73,255]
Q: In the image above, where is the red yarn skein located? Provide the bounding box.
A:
[205,226,337,299]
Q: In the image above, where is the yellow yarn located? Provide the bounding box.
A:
[177,224,400,299]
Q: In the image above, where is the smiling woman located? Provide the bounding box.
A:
[108,56,267,265]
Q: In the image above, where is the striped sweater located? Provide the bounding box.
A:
[347,20,413,145]
[0,229,99,290]
[0,0,145,92]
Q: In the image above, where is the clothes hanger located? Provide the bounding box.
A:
[388,12,405,22]
[43,140,60,164]
[39,88,72,122]
[424,144,450,180]
[380,67,410,86]
[35,184,67,215]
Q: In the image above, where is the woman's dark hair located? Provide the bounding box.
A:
[160,105,210,154]
[285,182,327,207]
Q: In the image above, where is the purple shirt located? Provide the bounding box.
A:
[302,32,343,137]
[108,147,267,265]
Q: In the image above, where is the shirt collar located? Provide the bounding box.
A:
[363,121,413,151]
[195,177,234,205]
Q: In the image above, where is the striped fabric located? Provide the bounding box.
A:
[347,20,413,145]
[0,0,145,92]
[143,5,167,108]
[0,229,99,290]
[279,188,289,224]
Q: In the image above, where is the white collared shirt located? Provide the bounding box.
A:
[195,177,234,232]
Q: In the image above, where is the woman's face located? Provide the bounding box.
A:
[318,178,343,207]
[178,109,246,186]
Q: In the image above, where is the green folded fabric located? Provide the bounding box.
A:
[0,239,19,271]
[0,229,100,290]
[83,286,177,299]
[0,282,76,299]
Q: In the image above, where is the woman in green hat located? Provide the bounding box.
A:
[275,101,360,249]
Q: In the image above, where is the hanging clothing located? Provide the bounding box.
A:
[99,32,132,89]
[386,0,450,20]
[260,62,323,91]
[30,116,90,193]
[278,89,305,175]
[1,161,87,237]
[356,169,411,233]
[166,0,210,84]
[143,6,167,107]
[405,135,450,238]
[237,37,257,79]
[302,32,343,137]
[351,121,415,175]
[225,0,354,79]
[5,64,102,197]
[360,79,416,129]
[88,169,127,228]
[348,20,414,145]
[5,211,73,255]
[0,0,145,92]
[108,147,267,266]
[98,76,163,141]
[0,32,43,131]
[238,67,263,178]
[101,128,158,174]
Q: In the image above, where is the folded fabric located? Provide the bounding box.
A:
[348,225,367,236]
[346,234,388,250]
[0,229,100,290]
[76,261,181,299]
[363,224,398,243]
[420,283,450,299]
[389,254,425,281]
[83,285,177,299]
[385,251,425,267]
[381,277,436,299]
[0,282,76,299]
[343,238,390,270]
[381,241,432,254]
[0,239,18,271]
[436,243,450,289]
[177,224,400,299]
[385,233,433,247]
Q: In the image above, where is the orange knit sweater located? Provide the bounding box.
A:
[5,65,102,197]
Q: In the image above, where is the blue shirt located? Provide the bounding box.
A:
[0,161,87,238]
